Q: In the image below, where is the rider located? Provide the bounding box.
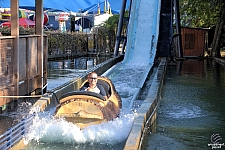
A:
[80,72,107,99]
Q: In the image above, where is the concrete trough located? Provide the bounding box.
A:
[124,57,167,150]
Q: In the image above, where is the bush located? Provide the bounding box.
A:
[0,26,116,55]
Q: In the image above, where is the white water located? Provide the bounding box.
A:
[23,109,135,146]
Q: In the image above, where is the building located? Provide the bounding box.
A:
[180,27,209,57]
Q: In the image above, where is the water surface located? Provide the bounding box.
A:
[144,59,225,150]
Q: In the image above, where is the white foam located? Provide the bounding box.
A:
[23,111,135,145]
[167,105,204,119]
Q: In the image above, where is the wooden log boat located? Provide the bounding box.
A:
[54,76,122,129]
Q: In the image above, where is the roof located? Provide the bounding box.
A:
[0,0,129,13]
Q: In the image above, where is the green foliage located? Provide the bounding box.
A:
[104,10,129,36]
[0,26,35,35]
[179,0,218,27]
[104,14,120,30]
[179,0,225,49]
[0,26,116,54]
[179,0,225,27]
[45,31,89,54]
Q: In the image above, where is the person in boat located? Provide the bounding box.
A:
[80,72,107,99]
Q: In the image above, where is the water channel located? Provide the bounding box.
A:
[143,59,225,150]
[1,57,225,149]
[20,56,158,150]
[0,55,155,149]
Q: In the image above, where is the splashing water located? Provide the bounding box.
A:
[23,110,135,145]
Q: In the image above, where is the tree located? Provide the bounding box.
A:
[208,0,225,57]
[179,0,225,57]
[179,0,217,27]
[104,14,120,31]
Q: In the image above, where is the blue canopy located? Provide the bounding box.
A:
[0,0,129,13]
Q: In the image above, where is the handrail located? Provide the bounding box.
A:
[0,114,35,150]
[0,36,16,39]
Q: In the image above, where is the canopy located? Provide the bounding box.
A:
[1,18,35,28]
[0,0,128,13]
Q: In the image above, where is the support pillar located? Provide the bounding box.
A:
[35,0,44,95]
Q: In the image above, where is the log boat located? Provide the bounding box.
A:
[54,76,122,129]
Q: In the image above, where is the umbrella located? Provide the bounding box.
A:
[1,18,35,28]
[32,12,49,25]
[19,10,27,18]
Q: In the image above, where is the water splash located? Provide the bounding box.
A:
[23,110,135,145]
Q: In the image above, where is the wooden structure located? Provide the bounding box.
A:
[180,27,208,57]
[0,0,46,111]
[0,36,48,107]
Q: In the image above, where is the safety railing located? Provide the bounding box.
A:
[0,114,35,150]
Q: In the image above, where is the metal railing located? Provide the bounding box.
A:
[0,114,35,150]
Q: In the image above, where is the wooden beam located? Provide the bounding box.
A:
[35,0,44,94]
[10,0,19,100]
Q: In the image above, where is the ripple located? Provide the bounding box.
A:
[166,105,204,119]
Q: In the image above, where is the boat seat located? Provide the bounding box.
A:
[81,80,111,97]
[97,79,111,97]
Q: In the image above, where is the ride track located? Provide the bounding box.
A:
[103,0,161,109]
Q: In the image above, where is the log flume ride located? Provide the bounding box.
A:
[54,76,122,129]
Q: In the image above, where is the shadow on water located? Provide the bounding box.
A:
[142,59,225,150]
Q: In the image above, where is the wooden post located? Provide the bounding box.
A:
[10,0,19,109]
[174,0,183,58]
[35,0,44,95]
